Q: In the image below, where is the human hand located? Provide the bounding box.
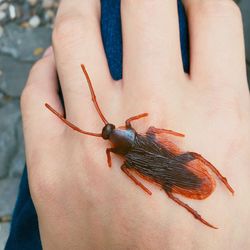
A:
[21,0,250,249]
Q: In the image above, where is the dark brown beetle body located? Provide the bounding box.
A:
[103,123,202,193]
[45,65,234,229]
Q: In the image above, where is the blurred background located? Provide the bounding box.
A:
[0,0,59,247]
[0,0,249,248]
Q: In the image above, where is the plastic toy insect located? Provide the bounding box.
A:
[45,65,234,229]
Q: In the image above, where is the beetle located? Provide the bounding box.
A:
[45,64,234,229]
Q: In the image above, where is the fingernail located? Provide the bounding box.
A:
[43,46,53,57]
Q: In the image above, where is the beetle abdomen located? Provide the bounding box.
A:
[171,157,216,200]
[125,134,215,200]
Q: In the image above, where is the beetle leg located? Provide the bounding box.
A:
[166,191,217,229]
[125,113,148,128]
[106,148,117,167]
[146,126,185,137]
[189,152,234,195]
[121,165,152,195]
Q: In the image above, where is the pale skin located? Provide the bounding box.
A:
[21,0,250,249]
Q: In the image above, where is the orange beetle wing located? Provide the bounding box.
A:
[153,133,216,200]
[171,158,216,200]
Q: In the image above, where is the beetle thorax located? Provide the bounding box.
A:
[109,128,136,150]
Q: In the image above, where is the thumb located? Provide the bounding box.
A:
[21,47,64,156]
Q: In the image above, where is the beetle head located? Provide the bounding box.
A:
[102,123,115,140]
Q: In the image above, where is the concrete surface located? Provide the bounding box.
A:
[0,22,51,248]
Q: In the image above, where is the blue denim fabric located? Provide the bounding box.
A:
[5,1,189,249]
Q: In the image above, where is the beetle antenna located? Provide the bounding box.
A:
[45,104,102,137]
[81,65,108,125]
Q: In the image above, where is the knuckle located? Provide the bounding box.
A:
[52,13,97,48]
[53,15,82,41]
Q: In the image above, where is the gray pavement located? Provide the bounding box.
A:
[0,223,10,250]
[0,0,249,248]
[0,22,52,248]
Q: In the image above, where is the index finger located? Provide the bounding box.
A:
[53,0,115,127]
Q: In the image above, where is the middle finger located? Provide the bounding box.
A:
[122,0,184,92]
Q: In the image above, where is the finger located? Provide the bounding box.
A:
[53,0,115,128]
[121,0,184,91]
[21,47,63,149]
[183,0,247,89]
